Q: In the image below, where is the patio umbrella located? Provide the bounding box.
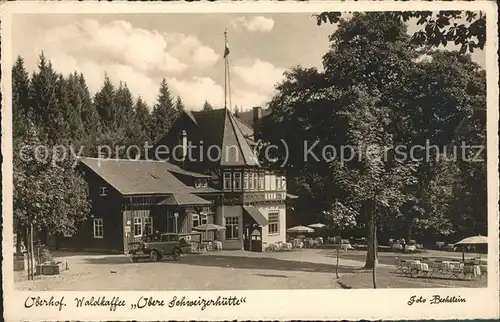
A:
[455,235,488,261]
[455,235,488,245]
[287,225,314,233]
[308,223,326,229]
[192,223,226,232]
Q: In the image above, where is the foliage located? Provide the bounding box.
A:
[323,201,357,230]
[260,12,486,266]
[150,78,179,143]
[202,100,214,111]
[315,11,486,54]
[13,123,91,237]
[12,53,191,242]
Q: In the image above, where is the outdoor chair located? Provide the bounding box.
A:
[213,241,223,251]
[199,242,209,254]
[462,262,482,280]
[395,258,413,276]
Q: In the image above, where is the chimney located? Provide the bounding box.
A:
[178,130,188,167]
[253,106,262,141]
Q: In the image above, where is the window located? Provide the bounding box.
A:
[133,217,142,237]
[268,212,279,235]
[258,173,265,191]
[195,179,208,188]
[192,214,200,227]
[253,173,258,191]
[248,173,254,190]
[243,173,249,191]
[99,187,108,196]
[282,177,287,190]
[93,218,103,238]
[233,172,242,191]
[167,212,177,233]
[276,177,282,191]
[223,172,232,191]
[225,216,239,240]
[144,217,153,236]
[201,214,208,225]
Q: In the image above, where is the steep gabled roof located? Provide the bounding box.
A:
[188,108,259,166]
[79,157,213,195]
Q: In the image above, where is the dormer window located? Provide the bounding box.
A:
[223,172,232,191]
[99,186,108,196]
[195,179,208,188]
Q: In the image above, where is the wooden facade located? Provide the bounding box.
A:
[154,107,289,252]
[57,159,222,254]
[58,107,290,253]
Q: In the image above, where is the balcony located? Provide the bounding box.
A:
[242,191,286,204]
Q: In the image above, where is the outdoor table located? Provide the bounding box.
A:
[442,261,460,270]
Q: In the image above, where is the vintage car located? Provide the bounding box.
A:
[128,233,190,262]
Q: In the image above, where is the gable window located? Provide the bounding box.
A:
[144,217,153,236]
[225,216,239,240]
[243,173,249,191]
[258,173,265,191]
[233,172,242,191]
[223,172,232,191]
[268,212,279,235]
[248,173,254,190]
[133,217,142,237]
[93,218,103,238]
[192,214,200,227]
[99,187,108,196]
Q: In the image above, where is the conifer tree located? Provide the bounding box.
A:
[150,78,178,142]
[29,52,63,142]
[135,96,151,142]
[175,96,185,113]
[12,56,31,138]
[115,82,135,130]
[202,100,214,111]
[77,73,101,136]
[94,74,117,131]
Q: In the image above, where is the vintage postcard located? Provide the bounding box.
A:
[1,1,499,320]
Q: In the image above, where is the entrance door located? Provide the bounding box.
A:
[243,226,251,251]
[250,227,262,252]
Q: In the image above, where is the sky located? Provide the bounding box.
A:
[12,13,486,111]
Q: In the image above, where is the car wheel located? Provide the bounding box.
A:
[150,250,160,262]
[173,249,181,261]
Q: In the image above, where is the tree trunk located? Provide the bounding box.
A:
[364,203,378,269]
[336,228,340,279]
[26,226,32,280]
[372,210,377,289]
[16,229,22,254]
[407,223,413,245]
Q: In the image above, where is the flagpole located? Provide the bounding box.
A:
[224,29,228,110]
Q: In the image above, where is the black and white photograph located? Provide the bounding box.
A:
[2,1,498,321]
